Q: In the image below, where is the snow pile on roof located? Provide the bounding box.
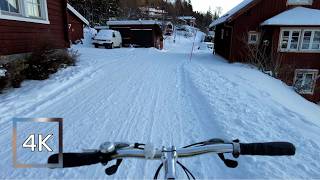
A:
[0,68,6,77]
[262,7,320,26]
[210,0,254,27]
[67,3,89,26]
[107,20,161,26]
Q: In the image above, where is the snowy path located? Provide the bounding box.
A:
[1,34,320,179]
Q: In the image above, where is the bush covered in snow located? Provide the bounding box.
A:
[0,58,30,92]
[25,44,78,80]
[0,48,78,93]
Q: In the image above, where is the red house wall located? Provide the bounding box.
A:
[0,0,69,56]
[230,0,320,62]
[67,11,84,43]
[214,0,320,103]
[271,28,320,102]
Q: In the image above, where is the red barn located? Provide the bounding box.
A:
[67,3,89,44]
[0,0,70,56]
[211,0,320,103]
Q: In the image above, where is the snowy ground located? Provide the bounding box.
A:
[0,29,320,179]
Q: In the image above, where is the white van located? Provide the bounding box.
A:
[92,30,122,49]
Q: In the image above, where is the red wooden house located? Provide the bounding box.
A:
[0,0,70,56]
[67,3,89,44]
[211,0,320,103]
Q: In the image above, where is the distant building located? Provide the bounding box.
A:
[106,20,163,49]
[211,0,320,103]
[67,4,89,44]
[139,7,167,19]
[177,16,196,27]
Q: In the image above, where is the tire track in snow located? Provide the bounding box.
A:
[183,59,320,178]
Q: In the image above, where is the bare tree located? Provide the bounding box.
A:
[241,31,285,78]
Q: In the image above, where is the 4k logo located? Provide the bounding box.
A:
[22,134,53,152]
[13,118,63,168]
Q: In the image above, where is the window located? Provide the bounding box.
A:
[287,0,313,5]
[248,31,259,44]
[279,28,320,52]
[26,0,41,18]
[301,30,320,51]
[0,0,49,24]
[280,30,301,51]
[0,0,20,13]
[294,69,318,94]
[221,29,224,40]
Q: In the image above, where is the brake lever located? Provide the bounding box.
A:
[105,159,123,176]
[203,139,240,168]
[218,153,238,168]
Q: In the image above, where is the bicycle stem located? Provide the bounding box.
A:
[162,146,178,179]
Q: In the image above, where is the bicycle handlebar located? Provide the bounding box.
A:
[48,152,111,168]
[48,142,295,168]
[240,142,296,156]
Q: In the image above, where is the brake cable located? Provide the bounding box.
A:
[153,163,163,180]
[177,161,196,180]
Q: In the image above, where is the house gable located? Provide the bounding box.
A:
[67,4,89,26]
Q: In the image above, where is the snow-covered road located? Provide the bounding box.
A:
[1,33,320,179]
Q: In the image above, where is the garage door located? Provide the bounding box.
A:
[131,29,153,48]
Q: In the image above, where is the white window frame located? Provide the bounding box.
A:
[248,31,259,44]
[0,0,21,14]
[279,28,302,52]
[0,0,49,24]
[293,69,319,95]
[287,0,313,5]
[300,29,320,52]
[279,28,320,53]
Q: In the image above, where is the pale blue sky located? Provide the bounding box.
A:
[191,0,243,14]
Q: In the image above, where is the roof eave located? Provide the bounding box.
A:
[67,4,89,26]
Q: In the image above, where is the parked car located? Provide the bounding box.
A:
[203,35,214,49]
[92,30,122,49]
[204,42,214,49]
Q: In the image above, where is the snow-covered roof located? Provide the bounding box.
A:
[107,20,161,26]
[210,0,254,27]
[67,4,89,26]
[262,7,320,26]
[178,16,196,20]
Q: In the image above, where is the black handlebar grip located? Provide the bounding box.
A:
[240,142,296,156]
[48,152,109,168]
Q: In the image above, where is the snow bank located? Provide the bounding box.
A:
[81,27,97,47]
